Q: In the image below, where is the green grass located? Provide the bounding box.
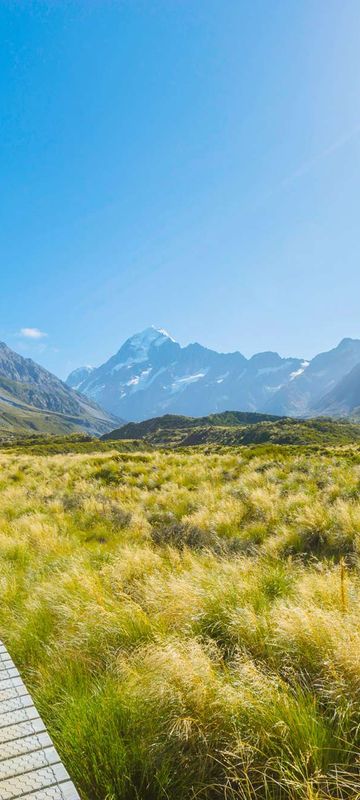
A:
[1,443,360,798]
[0,430,147,454]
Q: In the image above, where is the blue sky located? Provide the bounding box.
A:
[1,0,360,378]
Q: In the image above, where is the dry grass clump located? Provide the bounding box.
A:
[0,445,360,799]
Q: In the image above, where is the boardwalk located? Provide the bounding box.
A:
[0,641,80,800]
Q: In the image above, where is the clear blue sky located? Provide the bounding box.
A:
[1,0,360,378]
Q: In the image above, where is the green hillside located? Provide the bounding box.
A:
[104,410,283,439]
[102,411,360,447]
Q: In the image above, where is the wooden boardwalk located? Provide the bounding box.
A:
[0,641,80,800]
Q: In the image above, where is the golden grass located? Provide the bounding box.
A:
[0,446,360,798]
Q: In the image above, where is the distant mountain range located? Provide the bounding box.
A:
[67,327,360,422]
[2,329,360,439]
[0,341,119,435]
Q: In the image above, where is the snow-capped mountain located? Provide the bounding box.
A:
[265,338,360,417]
[63,327,308,421]
[66,328,360,422]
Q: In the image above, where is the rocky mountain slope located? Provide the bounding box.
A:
[67,328,360,422]
[313,361,360,419]
[0,341,119,435]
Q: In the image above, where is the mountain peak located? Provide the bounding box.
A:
[337,337,358,351]
[127,326,176,346]
[65,329,360,423]
[154,327,176,341]
[115,327,178,364]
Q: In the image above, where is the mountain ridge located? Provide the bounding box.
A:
[0,341,120,435]
[67,328,360,421]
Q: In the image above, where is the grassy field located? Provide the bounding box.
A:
[1,443,360,798]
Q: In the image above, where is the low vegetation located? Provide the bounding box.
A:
[0,431,145,455]
[103,411,360,447]
[1,441,360,798]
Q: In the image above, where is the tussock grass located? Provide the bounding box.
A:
[0,445,360,798]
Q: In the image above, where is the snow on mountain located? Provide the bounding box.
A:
[66,328,301,421]
[67,330,360,422]
[290,361,310,381]
[266,338,360,417]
